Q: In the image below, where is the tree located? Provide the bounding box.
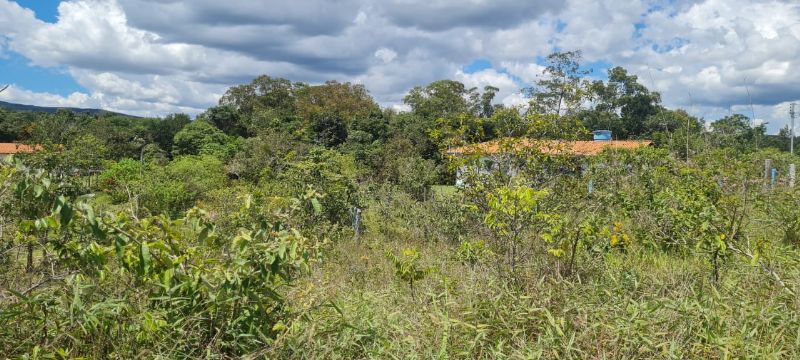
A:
[296,81,380,127]
[484,183,549,281]
[172,119,233,157]
[585,66,661,138]
[525,51,590,117]
[404,80,475,120]
[310,111,348,148]
[479,85,500,117]
[30,109,87,145]
[645,109,706,157]
[220,75,304,118]
[385,248,433,300]
[149,113,190,154]
[205,105,246,137]
[392,156,438,200]
[276,148,357,224]
[492,107,528,137]
[138,155,227,217]
[709,114,759,150]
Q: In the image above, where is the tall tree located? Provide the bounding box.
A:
[479,85,500,117]
[150,113,190,154]
[205,105,245,137]
[310,111,348,148]
[220,75,305,119]
[404,80,475,120]
[709,114,764,150]
[296,81,379,126]
[525,51,590,117]
[587,66,661,138]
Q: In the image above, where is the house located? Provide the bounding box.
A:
[0,143,40,160]
[447,131,652,186]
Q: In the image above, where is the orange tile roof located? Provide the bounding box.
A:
[447,139,653,156]
[0,143,40,155]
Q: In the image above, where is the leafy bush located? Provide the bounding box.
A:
[0,169,321,357]
[272,148,357,224]
[138,155,227,217]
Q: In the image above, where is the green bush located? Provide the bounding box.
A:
[138,155,227,217]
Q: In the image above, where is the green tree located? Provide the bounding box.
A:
[172,119,235,158]
[404,80,475,120]
[275,148,357,224]
[310,111,348,148]
[709,114,764,150]
[205,105,246,137]
[220,75,304,118]
[525,51,590,117]
[585,66,661,138]
[149,113,190,154]
[385,248,433,300]
[138,155,227,217]
[484,183,549,281]
[296,81,380,127]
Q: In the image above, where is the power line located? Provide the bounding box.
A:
[744,78,759,149]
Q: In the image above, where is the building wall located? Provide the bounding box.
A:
[455,155,520,187]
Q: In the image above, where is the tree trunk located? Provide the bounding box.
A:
[26,242,34,273]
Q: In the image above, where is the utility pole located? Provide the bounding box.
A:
[791,103,796,155]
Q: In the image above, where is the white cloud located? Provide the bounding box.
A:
[454,68,520,105]
[374,48,398,64]
[0,85,100,109]
[0,0,797,133]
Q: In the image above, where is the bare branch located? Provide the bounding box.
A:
[0,84,8,93]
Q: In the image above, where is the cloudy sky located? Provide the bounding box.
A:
[1,0,799,132]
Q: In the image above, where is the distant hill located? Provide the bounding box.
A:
[0,100,138,118]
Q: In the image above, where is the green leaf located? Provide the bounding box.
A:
[140,242,152,276]
[311,198,322,215]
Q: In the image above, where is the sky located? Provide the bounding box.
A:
[0,0,799,133]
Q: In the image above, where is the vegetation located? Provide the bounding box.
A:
[2,51,800,358]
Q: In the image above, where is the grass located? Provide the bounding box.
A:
[270,228,800,359]
[430,185,458,198]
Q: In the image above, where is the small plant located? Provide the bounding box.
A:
[484,184,549,280]
[385,247,433,299]
[608,221,631,249]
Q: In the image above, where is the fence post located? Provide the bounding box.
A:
[790,164,796,188]
[351,206,362,243]
[771,168,778,188]
[765,159,772,188]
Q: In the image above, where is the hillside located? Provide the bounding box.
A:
[0,100,137,117]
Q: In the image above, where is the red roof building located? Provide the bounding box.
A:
[0,143,41,156]
[447,139,653,156]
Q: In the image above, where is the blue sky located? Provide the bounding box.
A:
[13,0,59,22]
[2,1,87,95]
[0,0,799,133]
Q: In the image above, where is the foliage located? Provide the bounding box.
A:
[456,239,493,269]
[172,119,238,159]
[274,148,357,224]
[524,50,590,117]
[4,51,800,358]
[384,247,433,299]
[138,155,227,217]
[483,183,549,280]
